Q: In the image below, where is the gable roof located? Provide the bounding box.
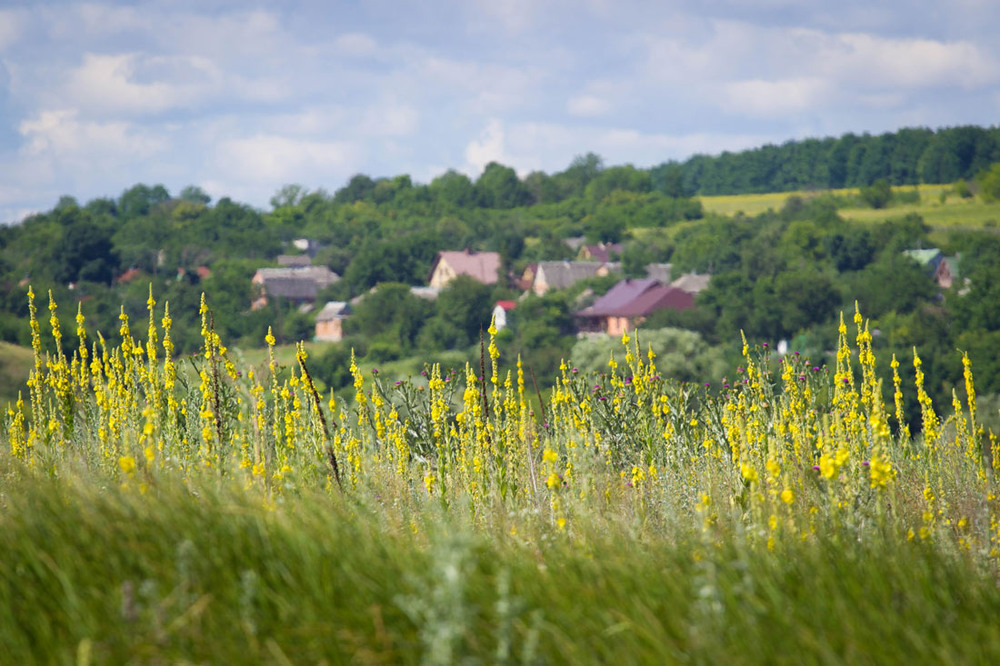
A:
[578,278,694,318]
[316,301,351,321]
[494,300,516,311]
[670,273,711,294]
[902,248,944,271]
[278,254,312,267]
[580,242,623,263]
[254,266,340,287]
[580,278,660,317]
[644,263,673,283]
[260,276,320,301]
[535,261,606,290]
[432,250,501,284]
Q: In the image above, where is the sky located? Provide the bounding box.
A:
[1,0,998,223]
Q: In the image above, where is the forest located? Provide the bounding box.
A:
[2,124,1000,434]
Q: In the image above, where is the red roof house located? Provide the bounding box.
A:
[577,278,694,336]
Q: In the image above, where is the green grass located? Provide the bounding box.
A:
[0,341,32,407]
[2,464,999,664]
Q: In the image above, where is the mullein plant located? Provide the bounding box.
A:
[3,289,1000,565]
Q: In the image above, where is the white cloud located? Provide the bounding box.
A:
[567,95,612,117]
[0,9,27,52]
[464,119,510,175]
[335,33,378,57]
[814,32,998,89]
[62,52,221,116]
[19,109,166,162]
[211,134,361,185]
[472,0,542,32]
[358,101,419,137]
[416,56,544,114]
[722,78,832,116]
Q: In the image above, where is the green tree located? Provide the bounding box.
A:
[859,178,892,209]
[474,162,533,209]
[344,283,430,353]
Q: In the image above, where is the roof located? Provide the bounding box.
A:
[316,301,351,321]
[535,261,606,290]
[580,278,660,317]
[494,300,516,311]
[433,250,501,284]
[261,276,320,301]
[644,263,673,283]
[902,248,944,268]
[939,256,960,279]
[580,242,623,263]
[579,278,694,317]
[410,286,441,300]
[670,273,711,294]
[254,266,340,287]
[278,254,312,267]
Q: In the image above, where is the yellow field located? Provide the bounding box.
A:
[699,184,1000,229]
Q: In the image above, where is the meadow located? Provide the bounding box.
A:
[700,184,1000,230]
[3,288,1000,663]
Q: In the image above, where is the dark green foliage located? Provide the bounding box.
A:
[860,178,893,209]
[344,283,431,354]
[668,126,1000,195]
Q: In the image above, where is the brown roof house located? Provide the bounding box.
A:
[251,266,340,309]
[577,278,694,336]
[428,249,501,288]
[314,301,351,342]
[531,261,619,296]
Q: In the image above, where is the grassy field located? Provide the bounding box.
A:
[3,291,1000,662]
[0,340,32,406]
[699,184,1000,230]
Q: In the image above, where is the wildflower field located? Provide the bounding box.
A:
[4,287,1000,664]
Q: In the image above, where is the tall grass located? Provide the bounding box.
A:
[3,287,1000,663]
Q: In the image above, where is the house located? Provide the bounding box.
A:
[577,278,694,336]
[902,248,945,274]
[410,286,441,300]
[934,255,961,289]
[531,261,619,296]
[277,254,312,268]
[315,301,351,342]
[428,249,501,287]
[578,242,623,263]
[670,272,711,295]
[516,263,538,291]
[492,300,516,331]
[251,266,340,309]
[644,263,673,284]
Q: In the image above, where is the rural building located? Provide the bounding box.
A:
[277,254,312,268]
[670,272,711,295]
[492,300,516,331]
[531,261,619,296]
[577,278,694,336]
[428,249,501,287]
[644,263,673,284]
[902,248,945,273]
[314,301,351,342]
[251,266,340,309]
[578,242,623,263]
[934,255,961,289]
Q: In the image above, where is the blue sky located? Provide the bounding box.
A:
[1,0,998,222]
